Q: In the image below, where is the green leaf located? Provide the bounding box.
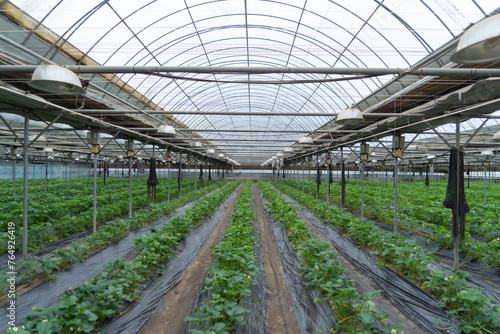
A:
[357,312,374,324]
[366,290,382,299]
[36,322,53,334]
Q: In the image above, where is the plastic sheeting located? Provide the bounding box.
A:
[0,196,206,333]
[99,191,238,333]
[261,195,334,333]
[279,192,461,334]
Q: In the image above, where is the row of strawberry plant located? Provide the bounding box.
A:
[272,180,500,334]
[187,180,259,333]
[258,181,401,333]
[0,177,203,254]
[309,179,500,269]
[8,181,241,334]
[0,180,228,295]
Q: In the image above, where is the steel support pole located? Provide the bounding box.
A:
[308,165,311,195]
[394,156,399,234]
[22,112,28,261]
[12,159,16,196]
[453,118,460,272]
[167,161,171,201]
[128,157,133,217]
[93,153,97,233]
[69,162,72,189]
[484,165,487,203]
[361,162,365,219]
[327,163,330,203]
[45,153,48,193]
[302,164,305,192]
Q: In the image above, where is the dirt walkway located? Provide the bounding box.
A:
[141,184,244,334]
[252,181,300,334]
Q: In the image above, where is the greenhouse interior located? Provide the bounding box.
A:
[0,0,499,333]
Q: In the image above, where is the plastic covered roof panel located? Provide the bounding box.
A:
[2,0,496,164]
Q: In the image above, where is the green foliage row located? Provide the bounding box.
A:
[0,180,228,294]
[259,181,401,334]
[273,180,500,334]
[8,180,241,334]
[187,180,259,334]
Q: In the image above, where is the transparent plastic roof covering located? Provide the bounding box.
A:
[4,0,499,164]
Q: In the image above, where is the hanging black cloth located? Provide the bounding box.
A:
[328,164,333,184]
[443,148,469,245]
[199,164,203,182]
[425,165,430,186]
[147,158,159,203]
[208,165,212,180]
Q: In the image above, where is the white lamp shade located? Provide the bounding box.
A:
[407,145,420,151]
[336,107,363,125]
[158,124,176,135]
[284,147,294,152]
[372,159,377,163]
[493,130,500,141]
[43,147,53,153]
[427,155,436,160]
[207,149,215,154]
[272,155,277,160]
[481,150,494,156]
[191,141,202,147]
[451,13,500,64]
[218,153,224,158]
[298,136,313,144]
[28,65,85,95]
[277,152,284,158]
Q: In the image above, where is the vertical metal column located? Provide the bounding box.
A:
[394,155,399,234]
[188,160,191,194]
[484,164,487,203]
[45,153,48,193]
[93,153,97,233]
[302,163,305,192]
[327,162,330,203]
[361,161,365,219]
[308,163,311,195]
[22,112,29,261]
[12,158,16,196]
[167,161,171,201]
[341,148,346,209]
[128,156,133,217]
[453,117,460,271]
[69,161,72,189]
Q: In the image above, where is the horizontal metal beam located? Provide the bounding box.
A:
[135,128,368,133]
[2,65,500,77]
[74,109,425,118]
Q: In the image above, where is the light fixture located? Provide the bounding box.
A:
[284,147,294,152]
[427,155,436,160]
[43,147,53,153]
[218,153,224,158]
[28,65,85,95]
[157,124,176,135]
[450,13,500,64]
[191,141,202,147]
[481,150,494,156]
[29,135,46,142]
[372,159,377,163]
[277,152,284,158]
[272,155,277,160]
[207,148,215,154]
[336,107,364,125]
[298,136,313,144]
[407,145,420,151]
[493,130,500,141]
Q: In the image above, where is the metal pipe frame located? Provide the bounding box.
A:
[3,65,500,77]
